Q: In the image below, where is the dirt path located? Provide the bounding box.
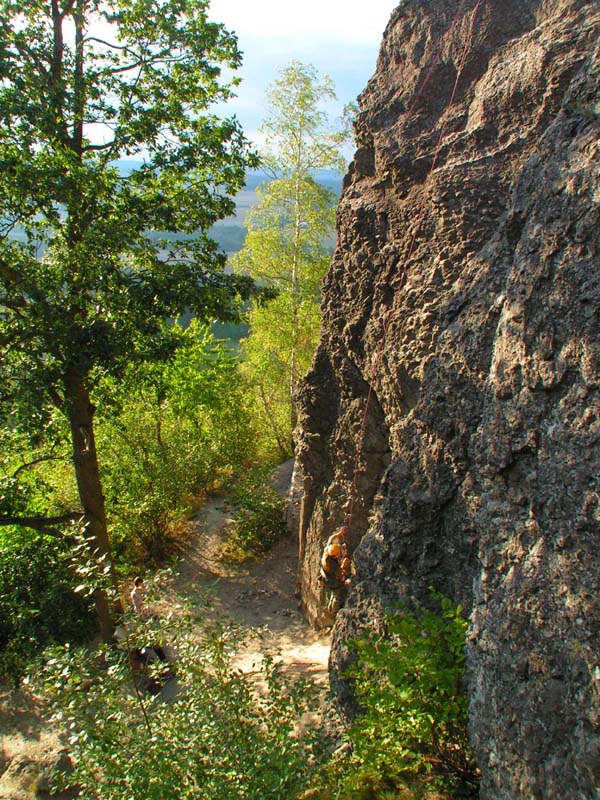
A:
[162,493,330,684]
[164,490,329,681]
[0,463,331,798]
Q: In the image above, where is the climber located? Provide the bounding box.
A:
[325,526,352,579]
[325,525,349,550]
[318,526,352,613]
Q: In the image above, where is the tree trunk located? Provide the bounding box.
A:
[64,372,120,642]
[289,175,302,436]
[258,382,292,460]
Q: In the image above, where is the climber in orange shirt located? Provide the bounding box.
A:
[319,525,352,612]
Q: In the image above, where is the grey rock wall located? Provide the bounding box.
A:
[294,1,600,797]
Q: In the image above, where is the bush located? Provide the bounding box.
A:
[223,466,286,560]
[39,609,326,800]
[96,323,260,563]
[0,533,96,684]
[98,402,211,561]
[319,595,479,799]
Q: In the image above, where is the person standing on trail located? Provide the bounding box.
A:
[129,576,169,664]
[130,576,147,619]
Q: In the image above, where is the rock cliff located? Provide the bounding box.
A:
[294,0,600,797]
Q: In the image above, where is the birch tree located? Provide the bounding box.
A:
[233,61,348,454]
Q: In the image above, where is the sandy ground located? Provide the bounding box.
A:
[0,461,331,798]
[163,493,330,682]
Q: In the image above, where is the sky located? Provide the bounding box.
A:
[207,0,398,150]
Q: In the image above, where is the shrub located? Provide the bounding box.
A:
[39,609,326,800]
[223,466,286,560]
[0,533,96,684]
[98,401,212,561]
[320,594,479,799]
[96,323,260,563]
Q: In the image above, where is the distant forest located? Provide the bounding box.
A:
[138,165,343,256]
[7,167,343,258]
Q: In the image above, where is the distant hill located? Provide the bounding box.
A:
[7,164,344,259]
[211,168,343,239]
[111,162,343,256]
[210,170,343,258]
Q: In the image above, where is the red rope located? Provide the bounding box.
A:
[344,0,485,530]
[406,0,472,118]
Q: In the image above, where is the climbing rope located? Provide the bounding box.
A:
[344,0,486,530]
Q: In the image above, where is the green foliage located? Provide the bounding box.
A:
[98,401,200,561]
[325,596,479,799]
[0,0,259,413]
[233,62,348,455]
[239,177,336,290]
[0,423,72,522]
[0,0,262,634]
[260,61,348,177]
[39,608,325,800]
[96,322,258,561]
[239,292,322,458]
[0,426,94,681]
[224,466,286,560]
[1,321,258,572]
[233,175,335,457]
[0,533,95,684]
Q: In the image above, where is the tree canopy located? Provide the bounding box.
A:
[0,0,257,408]
[260,60,347,179]
[0,0,260,637]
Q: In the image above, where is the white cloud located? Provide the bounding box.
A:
[208,0,395,44]
[208,0,397,153]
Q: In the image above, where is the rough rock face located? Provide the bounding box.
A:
[294,1,600,797]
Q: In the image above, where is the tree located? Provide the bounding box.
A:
[232,62,349,454]
[0,0,260,639]
[235,179,333,457]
